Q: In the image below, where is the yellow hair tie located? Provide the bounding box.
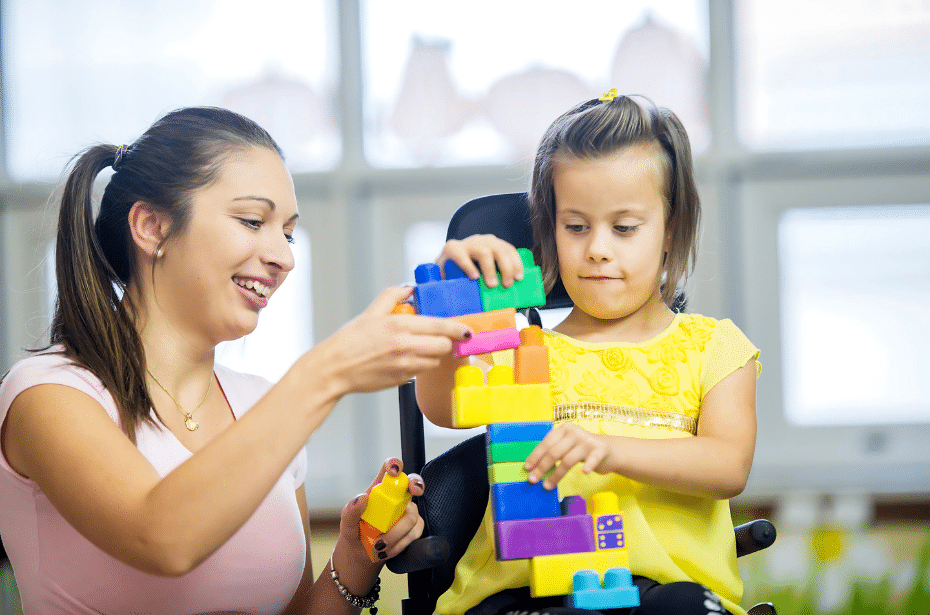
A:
[599,88,618,102]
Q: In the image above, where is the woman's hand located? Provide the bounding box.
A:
[339,458,425,565]
[523,424,615,490]
[437,235,524,288]
[316,286,472,396]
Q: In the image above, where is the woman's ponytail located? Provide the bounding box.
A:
[50,145,153,442]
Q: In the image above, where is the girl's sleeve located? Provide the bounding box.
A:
[701,319,761,397]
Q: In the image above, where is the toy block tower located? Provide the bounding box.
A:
[404,249,637,609]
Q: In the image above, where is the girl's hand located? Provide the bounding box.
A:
[319,286,472,396]
[524,424,614,490]
[437,235,524,288]
[339,458,426,565]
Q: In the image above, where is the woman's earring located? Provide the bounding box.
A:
[154,247,164,259]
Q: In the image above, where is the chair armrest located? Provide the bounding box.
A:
[386,535,450,574]
[735,519,777,558]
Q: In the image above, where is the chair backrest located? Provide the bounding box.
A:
[446,192,573,310]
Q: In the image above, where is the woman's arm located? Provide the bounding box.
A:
[2,287,460,576]
[523,358,758,500]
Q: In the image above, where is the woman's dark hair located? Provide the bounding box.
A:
[48,107,283,442]
[529,95,701,307]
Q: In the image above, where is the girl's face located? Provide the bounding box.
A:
[553,145,669,328]
[156,146,298,345]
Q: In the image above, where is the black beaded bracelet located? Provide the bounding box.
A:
[329,555,380,614]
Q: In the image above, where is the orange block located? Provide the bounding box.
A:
[515,326,549,384]
[359,518,383,563]
[451,307,516,333]
[392,302,416,315]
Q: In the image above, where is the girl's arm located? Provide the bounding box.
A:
[523,358,758,500]
[286,461,425,615]
[2,286,461,576]
[414,235,525,428]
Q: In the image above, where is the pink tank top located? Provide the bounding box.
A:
[0,350,308,614]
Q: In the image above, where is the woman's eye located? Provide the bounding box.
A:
[615,225,638,234]
[285,234,296,245]
[565,224,586,233]
[240,219,262,229]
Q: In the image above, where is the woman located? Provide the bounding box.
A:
[0,107,472,614]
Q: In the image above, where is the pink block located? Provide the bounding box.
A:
[454,327,522,358]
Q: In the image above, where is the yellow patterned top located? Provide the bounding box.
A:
[435,313,760,615]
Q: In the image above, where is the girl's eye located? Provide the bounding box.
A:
[285,234,295,245]
[240,218,262,230]
[565,224,586,233]
[615,225,638,234]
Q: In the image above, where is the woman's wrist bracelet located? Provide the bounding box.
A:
[329,554,380,614]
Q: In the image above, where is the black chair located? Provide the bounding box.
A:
[387,193,777,615]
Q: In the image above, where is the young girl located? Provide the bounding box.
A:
[415,95,760,615]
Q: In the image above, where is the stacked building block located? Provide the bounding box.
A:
[402,249,638,609]
[359,471,413,563]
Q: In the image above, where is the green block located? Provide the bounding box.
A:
[487,440,539,464]
[480,248,546,311]
[488,461,553,485]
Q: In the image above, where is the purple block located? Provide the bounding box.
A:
[597,530,625,550]
[495,515,596,560]
[561,495,588,517]
[454,327,522,358]
[491,481,560,522]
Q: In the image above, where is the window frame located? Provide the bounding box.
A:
[2,0,930,508]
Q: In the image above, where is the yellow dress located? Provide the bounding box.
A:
[435,313,761,615]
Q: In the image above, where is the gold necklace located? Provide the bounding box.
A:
[146,368,213,431]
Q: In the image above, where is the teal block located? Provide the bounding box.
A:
[479,248,546,311]
[487,440,539,464]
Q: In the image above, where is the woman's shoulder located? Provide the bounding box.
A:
[1,347,106,398]
[213,364,274,412]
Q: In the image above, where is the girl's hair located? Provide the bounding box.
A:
[48,106,283,443]
[529,95,701,307]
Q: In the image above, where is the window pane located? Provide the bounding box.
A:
[3,0,338,180]
[217,227,313,382]
[737,0,930,150]
[778,205,930,426]
[363,0,709,167]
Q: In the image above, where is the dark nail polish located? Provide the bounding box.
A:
[374,540,386,551]
[390,463,400,473]
[378,551,388,560]
[462,331,472,340]
[414,479,424,490]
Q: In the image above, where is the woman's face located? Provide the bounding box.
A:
[155,146,299,346]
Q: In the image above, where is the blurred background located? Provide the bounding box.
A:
[1,0,928,613]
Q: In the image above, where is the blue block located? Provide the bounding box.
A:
[567,568,640,610]
[596,513,623,532]
[491,481,560,522]
[413,261,483,318]
[486,421,553,444]
[597,530,625,550]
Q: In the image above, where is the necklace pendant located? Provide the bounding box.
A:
[184,414,199,431]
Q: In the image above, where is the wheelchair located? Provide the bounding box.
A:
[387,193,777,615]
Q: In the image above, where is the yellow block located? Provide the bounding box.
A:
[452,365,552,428]
[360,472,412,533]
[529,550,630,597]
